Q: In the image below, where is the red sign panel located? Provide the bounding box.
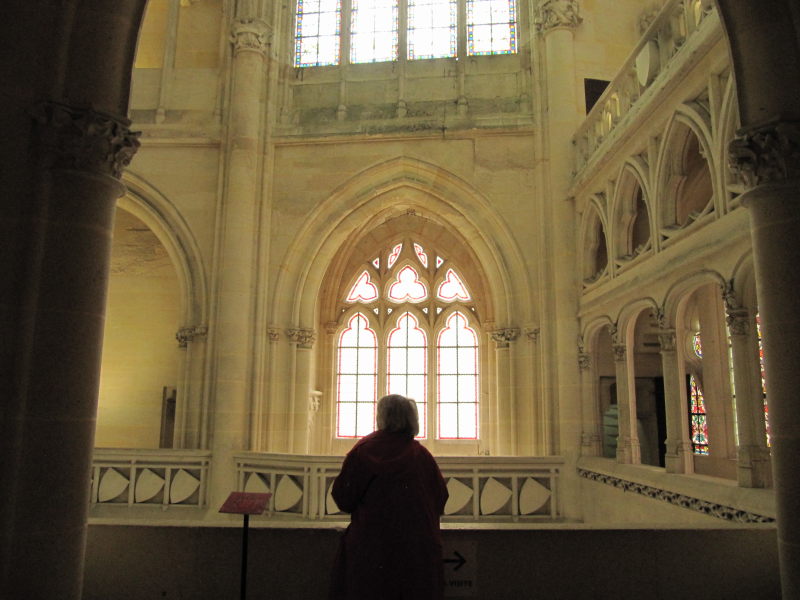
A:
[219,492,272,515]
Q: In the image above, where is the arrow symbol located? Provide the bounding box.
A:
[443,550,466,571]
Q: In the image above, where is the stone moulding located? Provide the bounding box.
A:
[31,102,140,179]
[729,121,800,189]
[578,468,775,523]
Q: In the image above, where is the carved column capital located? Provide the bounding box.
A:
[31,102,140,180]
[231,18,270,55]
[176,325,208,348]
[578,352,591,371]
[524,327,540,342]
[287,328,316,348]
[267,327,280,342]
[535,0,583,33]
[726,309,751,337]
[657,330,677,352]
[729,120,800,189]
[491,328,520,347]
[612,343,627,362]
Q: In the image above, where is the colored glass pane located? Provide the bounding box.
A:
[351,0,398,63]
[387,312,428,437]
[693,331,702,358]
[757,313,770,446]
[372,257,380,269]
[387,242,403,269]
[346,270,379,303]
[388,265,428,303]
[688,374,709,455]
[436,255,444,269]
[466,0,517,56]
[337,313,377,437]
[295,0,342,67]
[408,0,457,60]
[437,268,471,302]
[437,312,479,439]
[414,243,428,268]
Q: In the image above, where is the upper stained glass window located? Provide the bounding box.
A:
[295,0,342,67]
[466,0,517,56]
[351,0,399,63]
[387,242,403,269]
[408,0,457,60]
[388,265,428,303]
[688,374,709,455]
[414,243,428,268]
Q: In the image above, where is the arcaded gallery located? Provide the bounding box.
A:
[2,0,799,598]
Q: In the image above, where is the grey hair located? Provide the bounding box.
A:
[376,394,419,438]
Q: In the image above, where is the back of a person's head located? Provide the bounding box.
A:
[376,394,419,439]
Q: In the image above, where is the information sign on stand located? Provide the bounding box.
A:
[220,492,272,600]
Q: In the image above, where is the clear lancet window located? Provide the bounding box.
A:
[408,0,457,60]
[688,374,709,455]
[295,0,517,66]
[337,313,378,437]
[351,0,399,63]
[336,240,479,439]
[295,0,342,67]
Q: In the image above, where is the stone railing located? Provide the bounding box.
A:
[90,448,211,508]
[572,0,717,178]
[236,453,563,523]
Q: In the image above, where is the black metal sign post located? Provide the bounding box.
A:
[219,492,272,600]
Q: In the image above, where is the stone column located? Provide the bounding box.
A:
[535,0,584,464]
[491,328,520,455]
[611,333,640,464]
[287,328,316,454]
[730,120,800,595]
[208,7,271,508]
[658,329,692,473]
[1,103,140,596]
[577,344,602,456]
[724,298,771,487]
[175,325,208,448]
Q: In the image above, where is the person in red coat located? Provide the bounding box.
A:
[330,394,449,600]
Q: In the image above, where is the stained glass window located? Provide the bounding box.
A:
[437,311,479,439]
[408,0,457,60]
[436,268,470,301]
[757,313,770,446]
[337,313,378,437]
[388,265,428,303]
[436,255,445,269]
[466,0,517,56]
[295,0,342,67]
[693,331,702,358]
[688,374,709,455]
[335,240,480,440]
[351,0,399,63]
[346,270,379,302]
[387,312,428,436]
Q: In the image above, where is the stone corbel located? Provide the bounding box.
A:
[267,327,280,342]
[490,328,520,348]
[535,0,583,33]
[728,120,800,190]
[287,328,316,349]
[524,326,540,343]
[721,281,750,336]
[231,17,271,55]
[31,102,140,181]
[176,325,208,348]
[657,330,677,353]
[578,352,591,371]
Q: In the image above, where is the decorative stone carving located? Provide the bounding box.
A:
[729,120,800,189]
[491,328,520,347]
[287,328,316,348]
[726,310,750,337]
[524,327,540,342]
[578,353,591,371]
[657,330,676,352]
[31,102,140,180]
[231,18,270,55]
[612,343,626,362]
[535,0,582,33]
[577,468,774,523]
[176,325,208,348]
[268,328,280,342]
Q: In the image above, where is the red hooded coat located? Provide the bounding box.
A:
[330,430,449,600]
